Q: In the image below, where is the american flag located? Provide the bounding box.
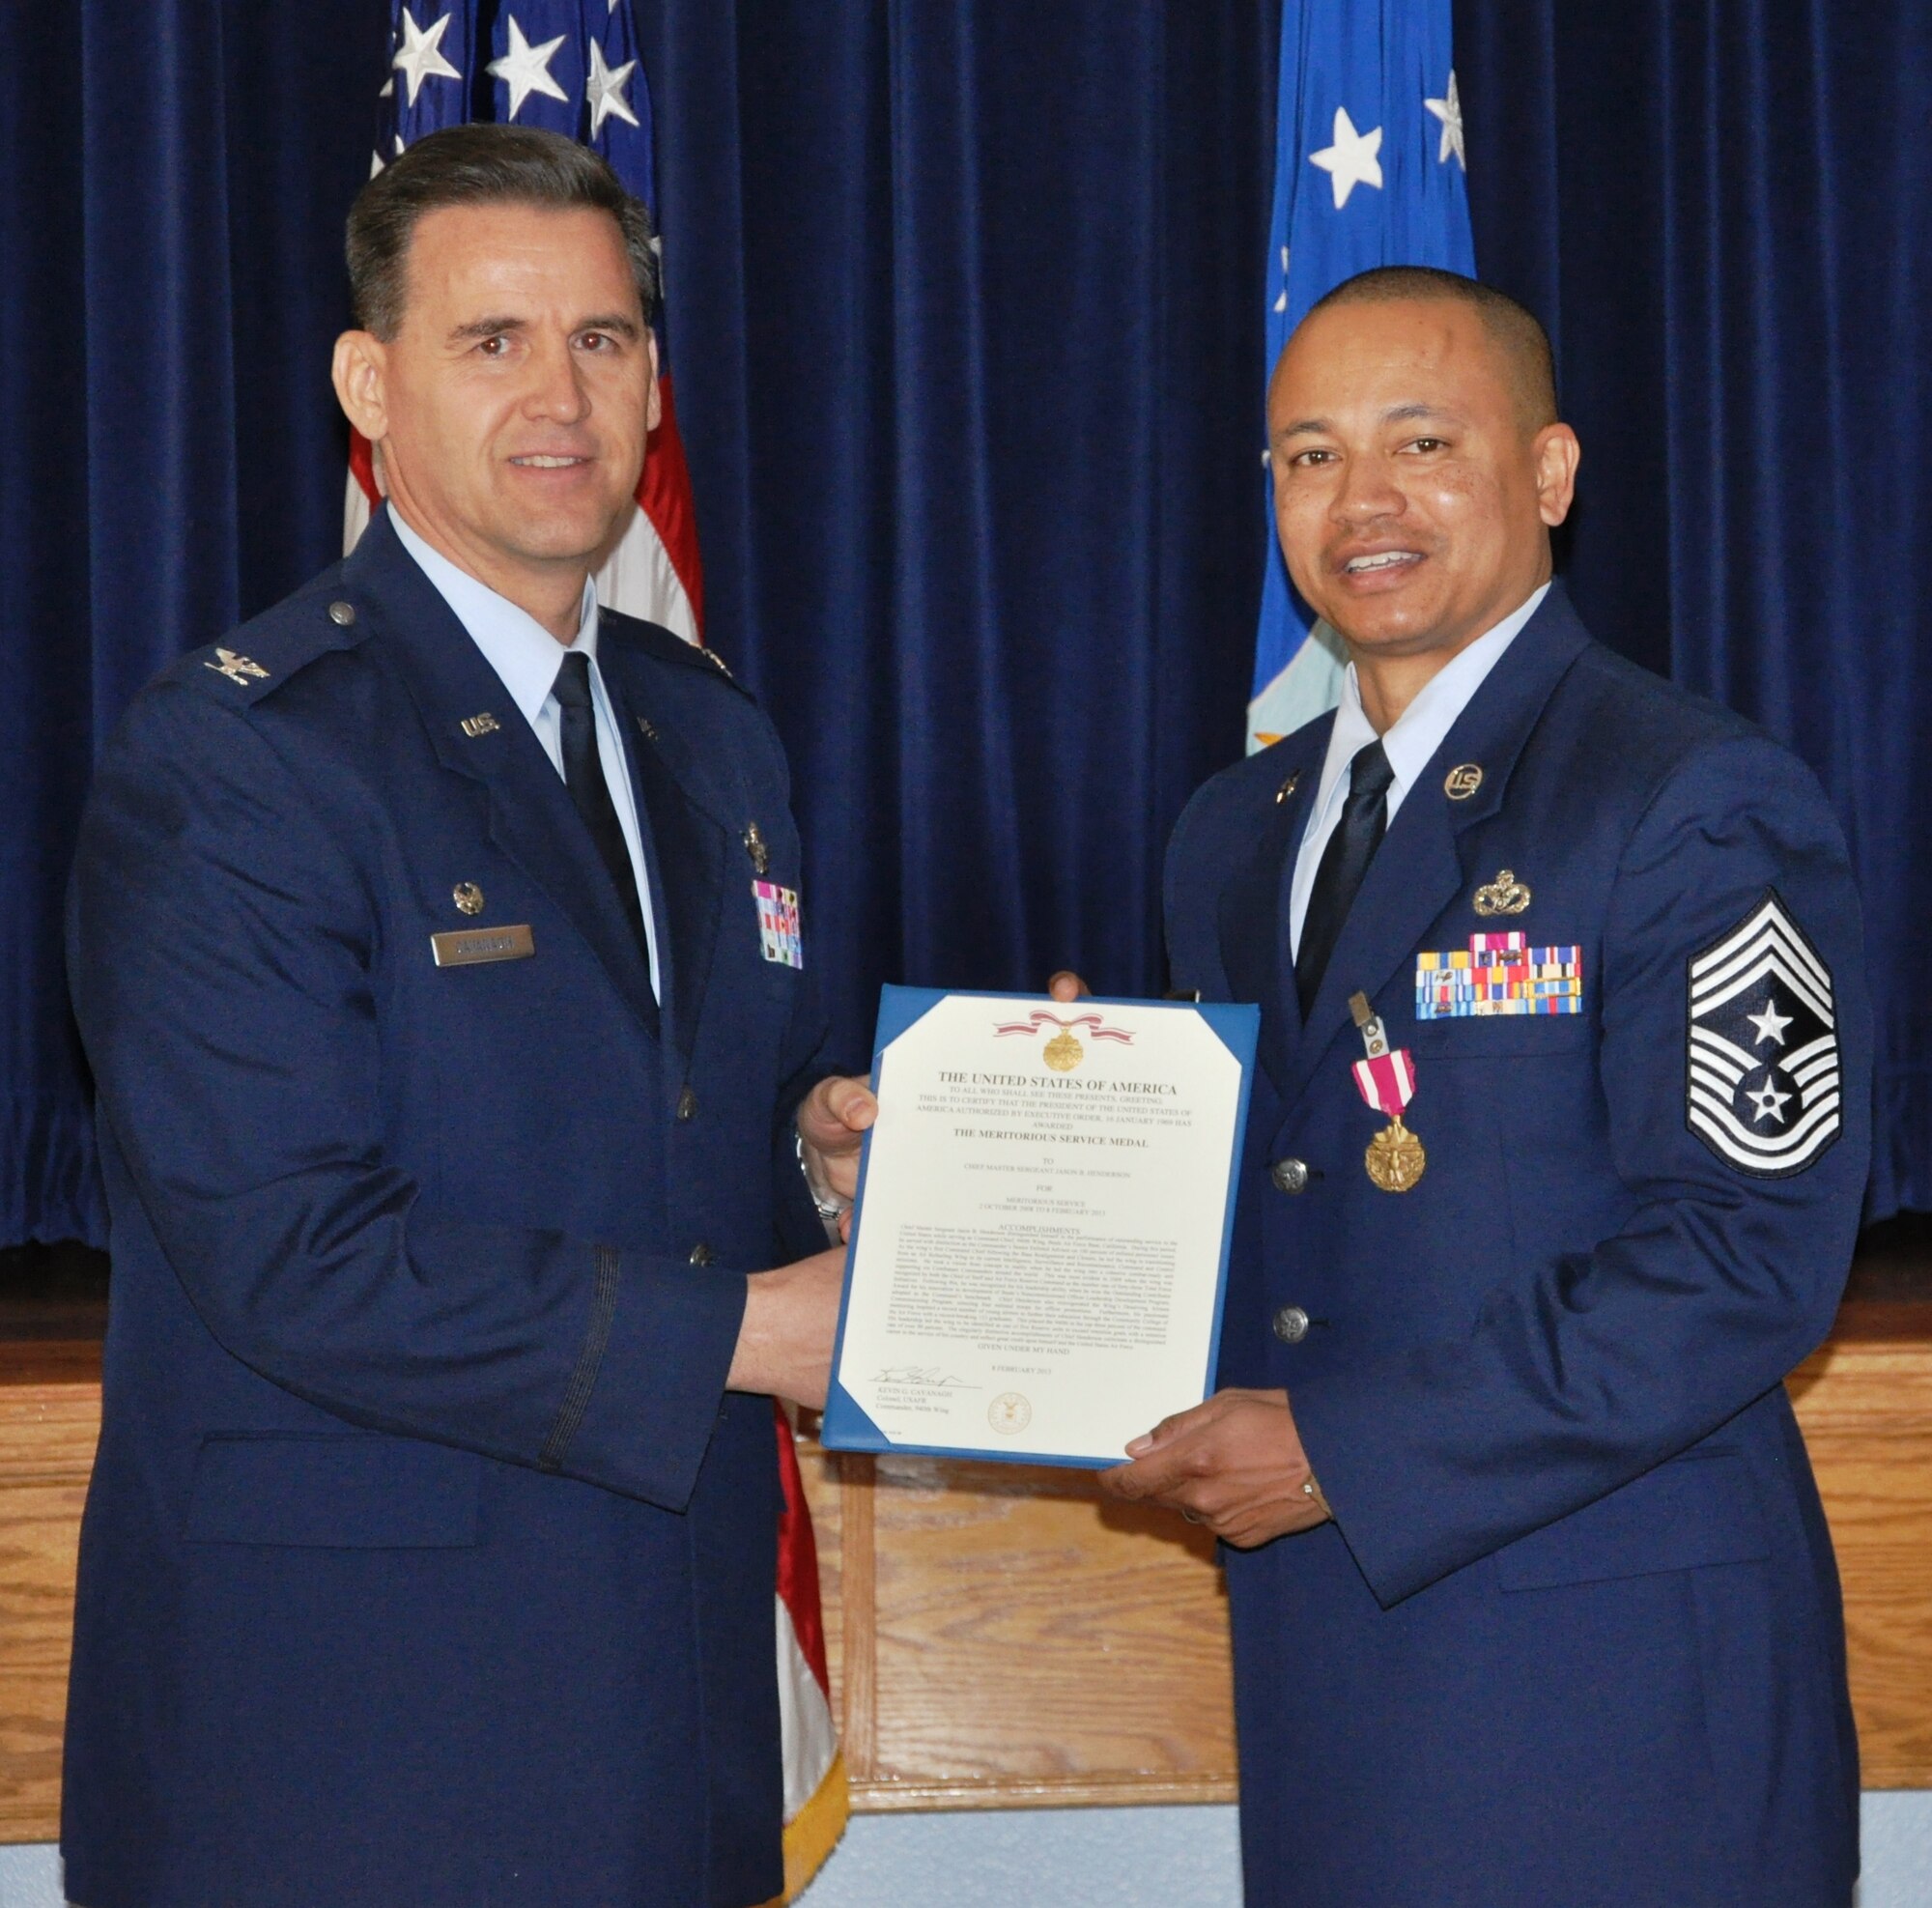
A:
[1247,0,1476,752]
[351,6,847,1892]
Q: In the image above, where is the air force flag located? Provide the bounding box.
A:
[1248,0,1476,752]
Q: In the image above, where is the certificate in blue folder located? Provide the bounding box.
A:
[821,987,1259,1468]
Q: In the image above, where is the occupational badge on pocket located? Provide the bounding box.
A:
[1415,931,1582,1018]
[753,880,803,969]
[1686,891,1839,1176]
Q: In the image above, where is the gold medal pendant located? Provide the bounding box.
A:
[1042,1028,1085,1071]
[1364,1116,1427,1193]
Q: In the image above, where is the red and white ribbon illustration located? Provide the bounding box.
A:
[992,1010,1135,1045]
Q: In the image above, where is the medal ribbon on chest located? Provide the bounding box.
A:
[1347,991,1426,1192]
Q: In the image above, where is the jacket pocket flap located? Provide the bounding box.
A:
[186,1433,481,1549]
[1494,1452,1768,1592]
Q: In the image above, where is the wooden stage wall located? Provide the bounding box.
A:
[3,1306,1929,1840]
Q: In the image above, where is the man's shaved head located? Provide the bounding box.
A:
[1309,267,1557,434]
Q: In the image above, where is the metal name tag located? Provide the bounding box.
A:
[430,925,535,967]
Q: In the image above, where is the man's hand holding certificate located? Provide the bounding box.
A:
[821,987,1258,1467]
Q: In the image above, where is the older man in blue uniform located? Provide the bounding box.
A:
[1094,269,1870,1904]
[63,127,864,1907]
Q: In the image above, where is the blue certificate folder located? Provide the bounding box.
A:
[819,986,1260,1468]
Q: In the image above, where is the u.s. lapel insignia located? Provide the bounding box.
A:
[1473,869,1532,917]
[744,822,771,875]
[459,712,499,738]
[753,879,803,969]
[1274,769,1300,804]
[204,647,270,686]
[1443,762,1483,800]
[1416,932,1583,1017]
[1687,890,1839,1177]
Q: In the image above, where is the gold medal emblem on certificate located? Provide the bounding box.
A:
[991,1007,1135,1071]
[1042,1028,1084,1070]
[1364,1116,1427,1193]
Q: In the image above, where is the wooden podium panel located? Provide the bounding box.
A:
[0,1344,101,1841]
[803,1449,1235,1810]
[1,1309,1928,1842]
[1787,1305,1932,1787]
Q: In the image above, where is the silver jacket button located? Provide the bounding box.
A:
[688,1242,714,1267]
[327,599,356,627]
[675,1086,697,1123]
[1272,1305,1311,1345]
[1270,1157,1310,1195]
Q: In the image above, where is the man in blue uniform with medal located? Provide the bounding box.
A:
[1081,268,1872,1904]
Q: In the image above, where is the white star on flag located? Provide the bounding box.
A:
[392,8,461,109]
[1747,1075,1793,1125]
[1309,107,1383,211]
[1424,71,1465,169]
[488,15,569,121]
[1746,996,1795,1046]
[586,42,639,135]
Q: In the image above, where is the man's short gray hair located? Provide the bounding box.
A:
[346,123,660,340]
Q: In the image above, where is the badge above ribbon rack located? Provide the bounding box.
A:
[1348,991,1425,1192]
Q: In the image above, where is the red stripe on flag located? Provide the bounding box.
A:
[349,428,381,508]
[774,1403,830,1692]
[639,373,705,637]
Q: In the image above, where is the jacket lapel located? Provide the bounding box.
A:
[346,511,664,1040]
[1281,586,1595,1106]
[1217,724,1329,1098]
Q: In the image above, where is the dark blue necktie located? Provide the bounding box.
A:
[551,652,647,957]
[1294,740,1395,1017]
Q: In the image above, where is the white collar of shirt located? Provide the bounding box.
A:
[1289,583,1550,959]
[389,508,600,717]
[1308,581,1552,837]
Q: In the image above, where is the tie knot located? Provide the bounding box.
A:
[1349,740,1395,803]
[552,649,594,711]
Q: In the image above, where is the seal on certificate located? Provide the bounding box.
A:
[988,1392,1033,1435]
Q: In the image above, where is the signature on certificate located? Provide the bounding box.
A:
[872,1366,982,1391]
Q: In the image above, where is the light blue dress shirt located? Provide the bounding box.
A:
[390,510,661,1001]
[1289,583,1550,959]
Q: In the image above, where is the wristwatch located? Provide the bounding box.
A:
[794,1128,850,1224]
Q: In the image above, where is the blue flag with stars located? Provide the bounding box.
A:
[1246,0,1474,753]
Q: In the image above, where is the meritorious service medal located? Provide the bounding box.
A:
[1348,991,1426,1193]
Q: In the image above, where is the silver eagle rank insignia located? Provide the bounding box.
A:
[204,647,270,686]
[1686,891,1840,1177]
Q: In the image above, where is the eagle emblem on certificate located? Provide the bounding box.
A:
[1687,892,1840,1177]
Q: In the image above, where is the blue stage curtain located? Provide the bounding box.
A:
[0,0,386,1245]
[1460,0,1932,1216]
[3,0,1925,1247]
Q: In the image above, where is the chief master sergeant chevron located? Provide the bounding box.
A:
[61,126,867,1908]
[1092,267,1872,1905]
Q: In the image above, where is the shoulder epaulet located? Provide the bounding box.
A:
[598,607,755,699]
[180,573,371,710]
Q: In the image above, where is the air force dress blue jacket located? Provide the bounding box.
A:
[63,509,829,1908]
[1166,584,1870,1908]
